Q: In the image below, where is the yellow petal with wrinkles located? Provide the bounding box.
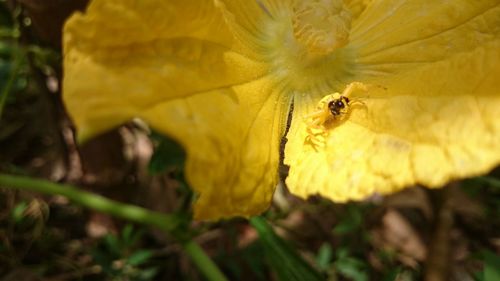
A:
[352,0,500,73]
[141,78,289,219]
[285,0,500,202]
[63,0,268,142]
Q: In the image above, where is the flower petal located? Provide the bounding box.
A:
[285,0,500,202]
[352,0,500,72]
[63,0,288,219]
[63,0,268,141]
[141,78,290,219]
[65,0,232,47]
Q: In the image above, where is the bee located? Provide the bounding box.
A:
[328,96,351,116]
[304,82,370,148]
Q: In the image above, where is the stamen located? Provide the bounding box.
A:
[291,0,352,55]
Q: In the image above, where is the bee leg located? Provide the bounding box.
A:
[305,133,325,150]
[342,82,369,98]
[349,99,366,107]
[304,109,328,120]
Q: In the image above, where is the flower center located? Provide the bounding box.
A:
[291,0,352,56]
[262,0,355,93]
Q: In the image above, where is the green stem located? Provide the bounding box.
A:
[182,240,229,281]
[0,173,228,281]
[0,174,180,232]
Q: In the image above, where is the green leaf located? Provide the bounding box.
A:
[104,234,121,257]
[122,224,134,241]
[148,133,186,175]
[137,267,159,281]
[250,216,325,281]
[483,250,500,281]
[10,200,28,223]
[119,224,145,249]
[333,205,363,235]
[90,248,117,275]
[334,250,369,281]
[334,256,368,281]
[316,243,333,271]
[127,250,153,266]
[479,177,500,189]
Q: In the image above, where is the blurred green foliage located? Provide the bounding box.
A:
[148,132,186,175]
[481,250,500,281]
[91,225,159,281]
[251,216,324,281]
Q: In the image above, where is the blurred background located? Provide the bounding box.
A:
[0,1,499,280]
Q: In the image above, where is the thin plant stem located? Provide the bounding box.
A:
[0,173,228,281]
[182,240,229,281]
[0,174,181,232]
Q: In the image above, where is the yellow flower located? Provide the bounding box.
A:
[63,0,500,220]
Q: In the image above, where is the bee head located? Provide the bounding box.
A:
[328,96,349,116]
